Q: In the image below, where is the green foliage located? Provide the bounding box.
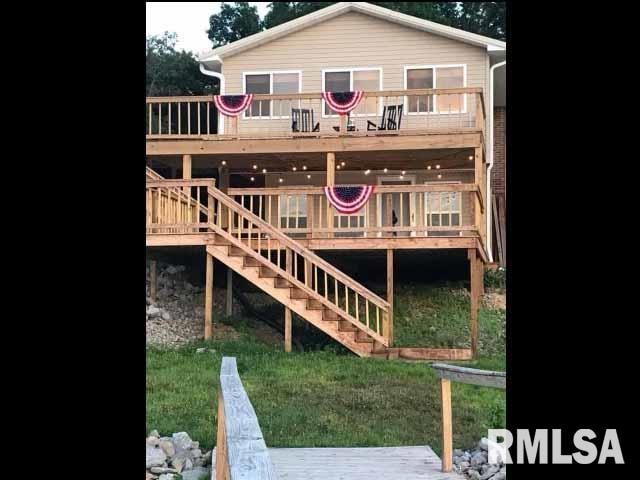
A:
[146,32,216,96]
[147,335,504,454]
[261,2,506,40]
[207,2,262,48]
[484,267,506,290]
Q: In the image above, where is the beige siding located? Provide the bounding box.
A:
[221,12,488,135]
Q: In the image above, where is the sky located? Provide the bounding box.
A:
[146,2,270,56]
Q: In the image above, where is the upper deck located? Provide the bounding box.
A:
[146,87,485,156]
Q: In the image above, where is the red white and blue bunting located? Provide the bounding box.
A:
[212,94,254,117]
[322,91,364,115]
[324,185,374,214]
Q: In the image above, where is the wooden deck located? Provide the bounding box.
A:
[211,445,464,479]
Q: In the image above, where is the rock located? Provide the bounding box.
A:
[161,311,172,321]
[181,467,211,480]
[149,429,160,438]
[459,461,470,471]
[159,440,175,457]
[468,470,481,480]
[196,348,207,354]
[471,451,488,467]
[202,450,212,466]
[184,457,194,471]
[158,475,176,480]
[492,468,506,480]
[480,465,500,479]
[147,306,162,317]
[150,467,179,475]
[147,436,160,447]
[166,266,178,275]
[191,441,200,450]
[191,448,202,458]
[146,445,167,468]
[453,448,465,457]
[478,437,489,451]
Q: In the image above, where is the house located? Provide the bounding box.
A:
[145,2,507,359]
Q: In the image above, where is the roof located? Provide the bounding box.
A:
[198,2,506,69]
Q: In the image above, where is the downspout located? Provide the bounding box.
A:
[200,64,226,134]
[486,60,506,263]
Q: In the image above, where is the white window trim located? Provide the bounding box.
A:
[321,67,383,118]
[423,180,463,231]
[242,70,302,120]
[403,64,467,115]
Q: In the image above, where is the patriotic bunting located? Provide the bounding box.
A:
[322,91,364,115]
[213,94,254,117]
[324,185,374,214]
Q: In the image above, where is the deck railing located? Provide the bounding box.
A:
[227,184,483,240]
[145,178,215,233]
[146,87,485,139]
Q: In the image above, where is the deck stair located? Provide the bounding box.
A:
[203,183,392,357]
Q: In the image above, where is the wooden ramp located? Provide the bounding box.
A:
[212,445,464,480]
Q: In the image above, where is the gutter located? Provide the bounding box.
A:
[486,60,506,263]
[199,63,226,134]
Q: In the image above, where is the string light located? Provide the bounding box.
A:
[250,177,255,182]
[427,165,432,170]
[278,178,284,183]
[302,165,307,170]
[383,168,388,173]
[401,170,406,175]
[306,174,311,179]
[337,165,341,170]
[221,160,227,166]
[399,175,404,180]
[262,168,267,173]
[437,174,442,179]
[292,166,297,171]
[341,162,346,167]
[364,169,371,175]
[435,164,440,170]
[253,164,258,170]
[468,155,474,161]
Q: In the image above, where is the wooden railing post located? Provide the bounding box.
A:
[326,153,335,239]
[307,194,314,239]
[468,248,480,356]
[440,378,453,472]
[284,249,292,353]
[205,253,214,340]
[386,249,394,346]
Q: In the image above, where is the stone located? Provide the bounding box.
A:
[480,465,500,479]
[468,470,481,480]
[196,348,207,354]
[148,429,160,438]
[453,448,465,457]
[191,441,200,450]
[159,440,175,457]
[491,471,506,480]
[147,306,162,317]
[146,445,167,468]
[172,432,193,450]
[478,437,489,451]
[161,311,172,321]
[171,457,185,473]
[184,458,194,471]
[166,266,178,274]
[158,475,176,480]
[181,467,211,480]
[146,436,160,447]
[150,467,179,475]
[458,461,470,471]
[471,451,488,467]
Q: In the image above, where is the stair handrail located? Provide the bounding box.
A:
[207,185,390,312]
[146,167,212,217]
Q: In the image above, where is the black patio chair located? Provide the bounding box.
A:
[367,104,403,131]
[291,108,320,133]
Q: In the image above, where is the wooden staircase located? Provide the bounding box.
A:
[146,167,394,357]
[205,184,392,357]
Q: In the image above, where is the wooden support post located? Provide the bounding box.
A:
[326,152,335,238]
[284,249,292,352]
[440,378,453,472]
[149,259,157,304]
[306,194,314,239]
[182,154,192,179]
[226,268,233,317]
[205,253,214,340]
[216,389,229,480]
[218,166,230,193]
[468,249,480,356]
[387,248,394,347]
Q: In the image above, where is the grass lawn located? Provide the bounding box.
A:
[147,282,505,455]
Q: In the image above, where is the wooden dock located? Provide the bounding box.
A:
[212,445,464,479]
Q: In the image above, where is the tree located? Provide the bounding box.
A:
[146,32,216,96]
[207,2,262,48]
[261,2,506,41]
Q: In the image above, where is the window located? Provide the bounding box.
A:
[244,71,301,118]
[424,187,461,227]
[405,65,466,114]
[279,194,307,229]
[323,68,381,115]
